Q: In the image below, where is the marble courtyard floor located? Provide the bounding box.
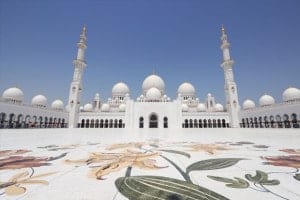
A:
[0,128,300,200]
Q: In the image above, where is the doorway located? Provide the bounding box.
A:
[149,114,158,128]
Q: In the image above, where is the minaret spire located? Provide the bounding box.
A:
[68,25,88,128]
[76,25,87,61]
[220,25,240,128]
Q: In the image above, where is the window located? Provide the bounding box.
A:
[119,119,123,128]
[163,117,168,128]
[184,119,188,128]
[114,119,118,128]
[139,117,144,128]
[109,119,113,128]
[100,119,104,128]
[189,119,193,128]
[85,119,90,128]
[149,114,158,128]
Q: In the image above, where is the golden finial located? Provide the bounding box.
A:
[221,24,225,34]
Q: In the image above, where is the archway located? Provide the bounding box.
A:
[139,117,144,128]
[291,113,298,128]
[149,113,158,128]
[0,112,6,128]
[184,119,188,128]
[17,114,23,128]
[163,117,168,128]
[9,113,16,128]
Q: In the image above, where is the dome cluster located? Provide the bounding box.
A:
[83,103,93,112]
[51,100,64,110]
[146,87,162,100]
[31,95,47,107]
[177,82,196,96]
[282,87,300,102]
[214,103,224,112]
[1,87,64,111]
[2,87,24,103]
[242,87,300,110]
[112,82,130,97]
[142,74,165,94]
[259,95,275,107]
[139,74,171,102]
[242,99,255,110]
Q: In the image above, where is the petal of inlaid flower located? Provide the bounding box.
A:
[10,171,29,182]
[5,185,26,196]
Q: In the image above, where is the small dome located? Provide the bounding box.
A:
[31,95,47,107]
[259,94,275,107]
[142,74,165,93]
[79,106,84,111]
[214,103,224,112]
[101,103,110,112]
[51,99,64,110]
[178,82,196,96]
[182,104,188,112]
[243,99,255,110]
[146,87,162,100]
[119,103,126,112]
[83,103,93,112]
[197,103,206,112]
[2,87,24,102]
[112,82,130,96]
[282,87,300,102]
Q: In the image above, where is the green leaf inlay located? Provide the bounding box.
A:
[245,170,280,185]
[294,173,300,181]
[115,176,230,200]
[159,149,191,158]
[207,176,249,189]
[187,158,245,174]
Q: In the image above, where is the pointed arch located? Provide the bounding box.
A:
[139,117,144,128]
[149,113,158,128]
[163,117,168,128]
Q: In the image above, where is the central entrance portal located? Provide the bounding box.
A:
[149,113,158,128]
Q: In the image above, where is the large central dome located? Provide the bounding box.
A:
[142,74,165,94]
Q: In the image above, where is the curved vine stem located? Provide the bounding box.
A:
[160,155,191,183]
[267,168,299,175]
[259,184,289,200]
[29,167,35,177]
[125,166,132,177]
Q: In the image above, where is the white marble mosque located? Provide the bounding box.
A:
[0,25,299,130]
[1,25,300,200]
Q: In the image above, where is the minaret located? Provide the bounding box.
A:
[68,25,87,128]
[220,25,240,127]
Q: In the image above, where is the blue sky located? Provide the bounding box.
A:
[0,0,299,106]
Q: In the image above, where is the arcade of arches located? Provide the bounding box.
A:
[0,112,66,128]
[78,119,125,128]
[182,118,229,128]
[241,113,299,128]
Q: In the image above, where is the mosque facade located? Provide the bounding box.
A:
[0,26,299,129]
